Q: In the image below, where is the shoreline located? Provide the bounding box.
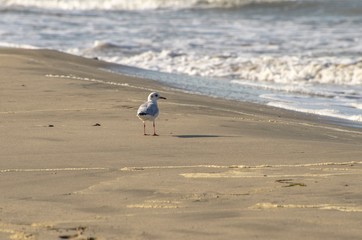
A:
[106,63,362,130]
[1,48,362,239]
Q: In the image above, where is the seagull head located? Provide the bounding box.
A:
[148,92,166,102]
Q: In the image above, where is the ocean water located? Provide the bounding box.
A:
[1,0,362,125]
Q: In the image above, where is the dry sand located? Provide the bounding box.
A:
[1,48,361,240]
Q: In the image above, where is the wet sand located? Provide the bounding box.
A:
[1,48,362,240]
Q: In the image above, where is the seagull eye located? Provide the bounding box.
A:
[155,94,158,97]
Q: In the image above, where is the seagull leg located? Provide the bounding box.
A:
[153,121,158,136]
[143,122,147,136]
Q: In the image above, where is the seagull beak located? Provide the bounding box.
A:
[159,96,167,100]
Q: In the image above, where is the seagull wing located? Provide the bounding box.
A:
[137,101,159,117]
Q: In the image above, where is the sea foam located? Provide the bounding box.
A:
[0,0,295,11]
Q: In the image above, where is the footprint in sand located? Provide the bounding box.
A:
[57,226,96,240]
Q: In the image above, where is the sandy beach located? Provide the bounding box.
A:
[1,48,362,240]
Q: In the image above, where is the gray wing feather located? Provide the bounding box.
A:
[137,101,159,116]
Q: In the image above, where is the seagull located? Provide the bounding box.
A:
[137,92,166,136]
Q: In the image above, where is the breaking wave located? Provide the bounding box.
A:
[89,47,362,86]
[0,0,307,11]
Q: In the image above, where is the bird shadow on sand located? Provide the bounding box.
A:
[173,134,227,138]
